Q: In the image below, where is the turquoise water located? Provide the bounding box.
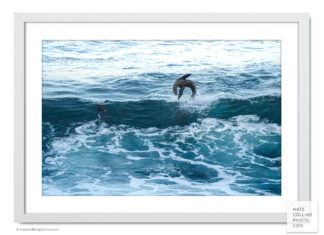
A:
[42,40,281,196]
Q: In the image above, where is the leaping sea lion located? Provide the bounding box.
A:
[173,74,196,100]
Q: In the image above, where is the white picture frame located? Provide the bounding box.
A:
[14,13,310,223]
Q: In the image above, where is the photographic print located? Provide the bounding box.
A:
[42,40,281,196]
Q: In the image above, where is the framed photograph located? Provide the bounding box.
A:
[14,13,310,223]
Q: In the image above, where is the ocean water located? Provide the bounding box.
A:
[42,40,281,196]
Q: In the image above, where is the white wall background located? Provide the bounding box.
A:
[0,0,322,234]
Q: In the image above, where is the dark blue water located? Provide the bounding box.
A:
[42,40,281,196]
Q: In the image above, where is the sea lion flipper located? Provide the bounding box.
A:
[173,82,178,95]
[178,87,184,100]
[178,73,191,80]
[189,81,196,98]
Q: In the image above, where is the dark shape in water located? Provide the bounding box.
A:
[173,74,196,100]
[97,104,109,123]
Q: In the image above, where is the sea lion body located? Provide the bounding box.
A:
[173,74,196,100]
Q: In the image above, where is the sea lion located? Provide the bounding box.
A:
[173,74,196,100]
[97,104,109,123]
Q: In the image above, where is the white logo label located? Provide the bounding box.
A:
[287,201,318,233]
